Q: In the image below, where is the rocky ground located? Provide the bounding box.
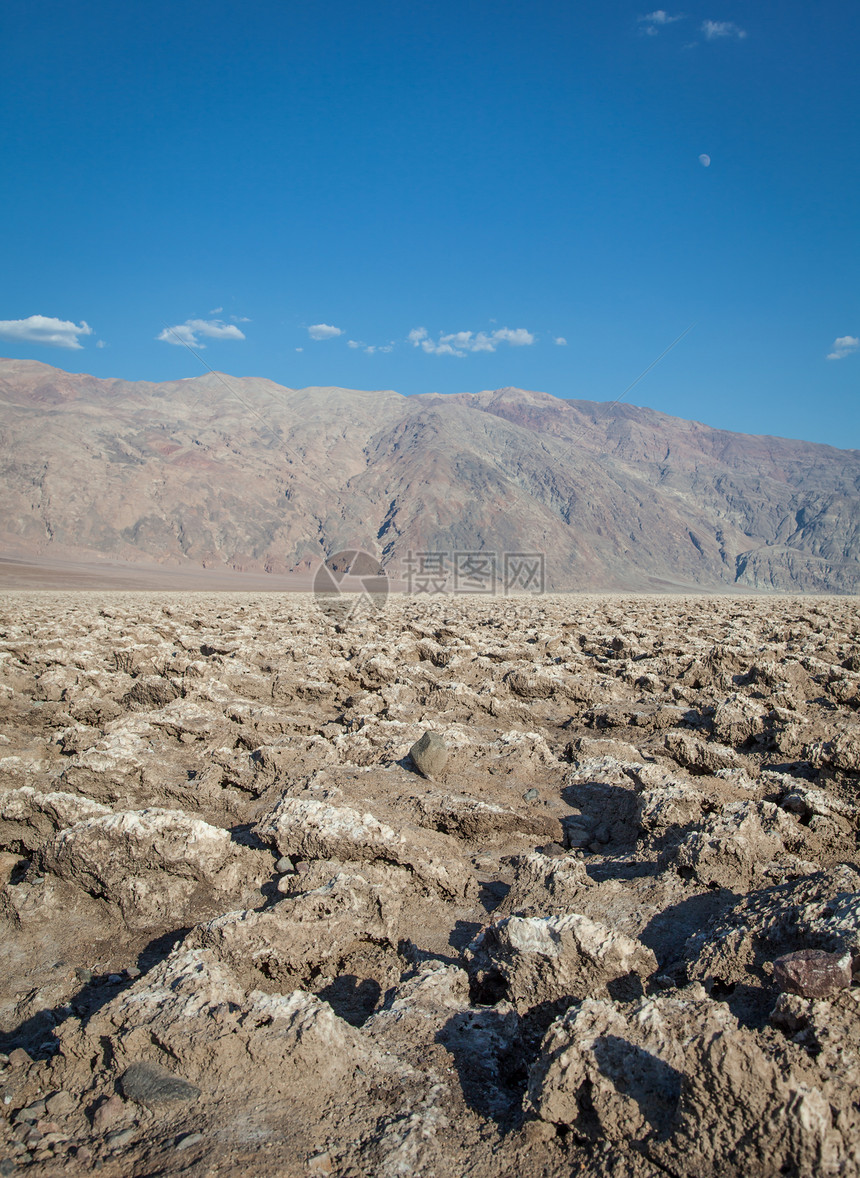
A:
[0,590,859,1177]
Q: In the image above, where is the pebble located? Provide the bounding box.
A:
[119,1060,201,1106]
[7,1049,32,1068]
[46,1091,75,1118]
[0,1160,15,1176]
[540,842,566,858]
[274,855,295,874]
[175,1131,204,1151]
[14,1101,46,1125]
[126,966,141,979]
[92,1094,126,1133]
[106,1127,136,1148]
[409,730,449,779]
[522,788,540,803]
[107,974,123,985]
[74,968,93,985]
[773,949,853,998]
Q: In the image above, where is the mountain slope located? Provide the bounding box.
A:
[0,358,858,591]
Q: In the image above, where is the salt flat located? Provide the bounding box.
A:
[1,591,859,1176]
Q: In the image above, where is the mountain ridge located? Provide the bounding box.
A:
[1,359,858,592]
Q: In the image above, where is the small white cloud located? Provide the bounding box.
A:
[231,314,251,323]
[699,153,711,166]
[157,318,246,348]
[209,306,223,315]
[554,336,568,346]
[96,339,107,348]
[0,315,94,350]
[639,10,683,34]
[348,339,362,348]
[295,347,303,352]
[409,326,536,357]
[702,19,747,39]
[378,343,395,354]
[307,323,342,340]
[827,335,860,361]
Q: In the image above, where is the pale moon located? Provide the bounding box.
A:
[699,153,711,167]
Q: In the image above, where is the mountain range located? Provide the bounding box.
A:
[1,358,858,592]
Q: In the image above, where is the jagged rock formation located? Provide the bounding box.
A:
[2,591,860,1174]
[1,358,859,591]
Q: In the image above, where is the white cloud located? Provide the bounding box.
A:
[639,10,683,34]
[409,326,536,357]
[349,337,395,355]
[295,347,303,352]
[554,336,568,346]
[348,339,361,348]
[209,306,223,315]
[96,339,107,348]
[231,315,251,323]
[699,153,711,166]
[307,323,342,340]
[827,335,859,361]
[0,315,94,350]
[157,318,246,348]
[702,19,747,39]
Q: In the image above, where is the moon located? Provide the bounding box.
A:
[699,153,711,167]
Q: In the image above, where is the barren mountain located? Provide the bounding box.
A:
[1,358,858,591]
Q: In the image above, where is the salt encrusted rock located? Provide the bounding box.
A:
[686,866,860,991]
[0,787,112,853]
[187,869,401,989]
[254,795,476,900]
[408,730,449,779]
[527,993,850,1176]
[41,807,269,928]
[494,852,591,917]
[668,799,813,890]
[773,949,853,998]
[466,912,656,1012]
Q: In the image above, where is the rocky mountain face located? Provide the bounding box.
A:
[1,358,858,592]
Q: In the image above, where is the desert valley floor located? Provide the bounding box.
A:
[1,590,860,1177]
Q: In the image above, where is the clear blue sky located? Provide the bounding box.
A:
[2,1,858,447]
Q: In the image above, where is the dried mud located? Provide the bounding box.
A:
[1,591,859,1177]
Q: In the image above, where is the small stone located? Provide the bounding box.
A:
[595,824,611,845]
[74,968,93,985]
[74,1147,93,1165]
[106,1127,136,1148]
[107,974,123,985]
[14,1101,46,1124]
[409,731,449,780]
[92,1094,126,1133]
[773,949,852,998]
[539,842,566,858]
[296,860,310,874]
[522,788,540,803]
[175,1131,204,1151]
[0,1160,15,1176]
[274,855,295,874]
[307,1152,334,1174]
[45,1091,75,1117]
[119,1061,201,1106]
[588,841,602,853]
[126,966,141,979]
[8,1049,32,1068]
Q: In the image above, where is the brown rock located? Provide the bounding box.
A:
[773,949,852,998]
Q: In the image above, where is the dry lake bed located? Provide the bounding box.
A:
[1,591,859,1176]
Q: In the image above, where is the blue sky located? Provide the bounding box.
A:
[2,1,858,447]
